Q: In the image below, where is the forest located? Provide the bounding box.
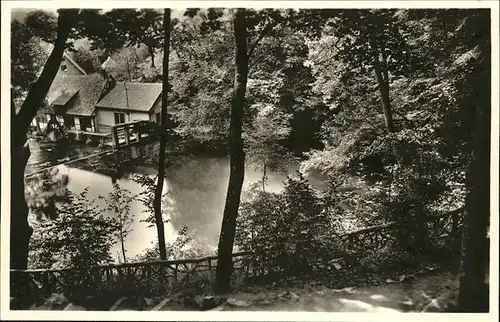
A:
[10,8,491,312]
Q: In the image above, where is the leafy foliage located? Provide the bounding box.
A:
[75,9,164,67]
[244,101,293,185]
[70,45,103,74]
[133,174,168,227]
[98,183,135,262]
[132,227,215,262]
[236,175,341,277]
[28,189,119,269]
[11,16,49,99]
[16,9,490,296]
[169,19,234,145]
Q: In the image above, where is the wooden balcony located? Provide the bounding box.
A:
[110,120,152,149]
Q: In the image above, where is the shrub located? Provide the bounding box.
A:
[28,188,119,270]
[235,173,342,279]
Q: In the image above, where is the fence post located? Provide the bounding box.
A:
[111,126,119,148]
[106,268,111,293]
[137,124,142,143]
[41,272,50,295]
[124,124,130,145]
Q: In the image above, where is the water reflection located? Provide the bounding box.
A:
[25,140,326,261]
[61,165,177,260]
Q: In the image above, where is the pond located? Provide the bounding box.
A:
[25,139,327,261]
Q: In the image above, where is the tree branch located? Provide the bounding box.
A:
[247,22,277,58]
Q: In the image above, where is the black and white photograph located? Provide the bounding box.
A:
[1,0,498,319]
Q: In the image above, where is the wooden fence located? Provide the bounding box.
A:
[337,207,464,256]
[10,208,464,299]
[10,252,253,299]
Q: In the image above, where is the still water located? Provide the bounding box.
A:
[26,140,326,261]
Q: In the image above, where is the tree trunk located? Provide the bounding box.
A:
[153,9,171,260]
[120,229,127,263]
[262,162,267,192]
[13,10,78,145]
[10,10,78,270]
[457,101,490,312]
[214,9,249,294]
[149,46,156,68]
[10,136,32,270]
[372,45,394,133]
[457,44,490,313]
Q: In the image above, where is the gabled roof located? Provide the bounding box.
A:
[47,74,108,116]
[95,82,162,112]
[40,41,88,75]
[63,52,88,75]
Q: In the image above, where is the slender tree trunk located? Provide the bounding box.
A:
[149,46,156,68]
[457,42,490,313]
[11,10,78,270]
[120,229,127,263]
[372,43,394,133]
[262,162,267,192]
[153,9,171,260]
[115,204,128,263]
[214,9,249,294]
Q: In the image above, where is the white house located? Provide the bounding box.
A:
[93,82,163,133]
[38,50,170,141]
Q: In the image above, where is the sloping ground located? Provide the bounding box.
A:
[216,271,461,312]
[14,269,483,312]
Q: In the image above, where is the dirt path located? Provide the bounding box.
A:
[21,270,462,312]
[201,271,461,312]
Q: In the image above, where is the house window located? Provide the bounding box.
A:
[64,115,75,129]
[114,112,125,124]
[80,117,92,131]
[156,112,161,123]
[61,63,67,72]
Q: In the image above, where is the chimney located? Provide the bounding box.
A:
[108,74,116,87]
[100,68,108,79]
[98,74,117,101]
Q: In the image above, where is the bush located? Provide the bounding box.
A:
[28,189,119,270]
[132,230,214,263]
[235,173,342,279]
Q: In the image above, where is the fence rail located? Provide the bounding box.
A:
[337,207,464,256]
[10,208,464,299]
